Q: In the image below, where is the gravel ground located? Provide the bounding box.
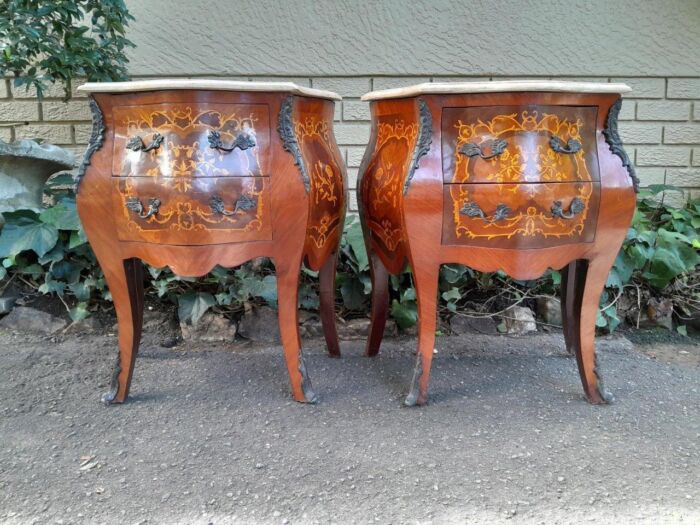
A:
[0,328,698,524]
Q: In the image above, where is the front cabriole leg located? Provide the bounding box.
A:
[101,258,145,404]
[571,257,615,404]
[404,261,439,406]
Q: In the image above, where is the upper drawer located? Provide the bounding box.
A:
[112,102,270,177]
[442,105,599,184]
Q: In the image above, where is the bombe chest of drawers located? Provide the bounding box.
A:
[358,81,637,406]
[77,80,347,404]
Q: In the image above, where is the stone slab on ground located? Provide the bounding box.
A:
[0,330,698,524]
[0,306,67,334]
[502,305,538,334]
[237,306,280,344]
[180,312,237,343]
[449,314,498,334]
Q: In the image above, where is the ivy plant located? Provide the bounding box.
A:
[0,183,697,332]
[0,0,134,98]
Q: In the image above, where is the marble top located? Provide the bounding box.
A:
[361,80,631,101]
[77,79,342,101]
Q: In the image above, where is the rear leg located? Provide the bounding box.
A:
[319,251,341,357]
[365,251,390,357]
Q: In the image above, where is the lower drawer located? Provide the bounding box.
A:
[112,176,272,245]
[442,182,599,249]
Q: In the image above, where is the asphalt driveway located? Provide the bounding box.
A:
[0,329,698,524]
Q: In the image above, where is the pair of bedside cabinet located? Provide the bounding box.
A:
[77,79,636,407]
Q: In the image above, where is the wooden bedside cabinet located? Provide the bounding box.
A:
[76,80,347,404]
[357,81,637,406]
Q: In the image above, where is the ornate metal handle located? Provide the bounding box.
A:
[460,201,512,223]
[207,130,256,152]
[125,197,161,219]
[125,133,164,152]
[550,136,582,154]
[209,194,257,216]
[459,138,508,160]
[551,197,585,219]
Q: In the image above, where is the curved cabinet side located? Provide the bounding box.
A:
[293,97,347,270]
[357,98,419,275]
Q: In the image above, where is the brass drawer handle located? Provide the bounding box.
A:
[125,133,164,152]
[209,194,257,216]
[550,136,582,154]
[459,138,508,160]
[460,201,512,223]
[551,197,585,219]
[125,197,161,219]
[207,130,256,152]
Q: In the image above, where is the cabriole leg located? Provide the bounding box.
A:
[319,251,341,358]
[365,251,390,357]
[276,259,318,404]
[404,262,439,407]
[102,258,144,405]
[560,260,584,355]
[573,257,615,404]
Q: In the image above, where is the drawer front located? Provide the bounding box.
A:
[442,182,599,249]
[442,105,599,184]
[112,103,270,178]
[112,176,272,245]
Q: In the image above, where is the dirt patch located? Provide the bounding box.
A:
[623,326,700,366]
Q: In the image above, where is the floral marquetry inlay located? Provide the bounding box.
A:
[441,104,600,248]
[452,110,593,185]
[112,103,270,179]
[113,176,269,243]
[294,112,344,251]
[361,117,419,254]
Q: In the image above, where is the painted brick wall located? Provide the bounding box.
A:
[2,75,699,208]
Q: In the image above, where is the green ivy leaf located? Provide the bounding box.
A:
[595,310,608,328]
[549,270,561,286]
[605,269,623,290]
[69,302,90,322]
[401,287,416,302]
[178,292,215,325]
[298,282,320,310]
[441,264,470,284]
[344,220,369,272]
[627,243,653,269]
[235,273,277,306]
[68,229,88,249]
[340,276,366,310]
[0,215,59,258]
[441,287,461,302]
[39,198,81,230]
[50,260,82,284]
[18,263,44,277]
[215,291,234,306]
[69,279,95,301]
[390,299,418,330]
[38,275,66,295]
[39,242,67,264]
[643,243,699,289]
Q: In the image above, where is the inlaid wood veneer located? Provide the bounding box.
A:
[357,81,636,406]
[76,80,347,404]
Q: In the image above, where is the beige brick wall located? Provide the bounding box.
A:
[2,75,699,208]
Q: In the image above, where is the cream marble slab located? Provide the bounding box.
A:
[362,80,631,101]
[77,79,342,101]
